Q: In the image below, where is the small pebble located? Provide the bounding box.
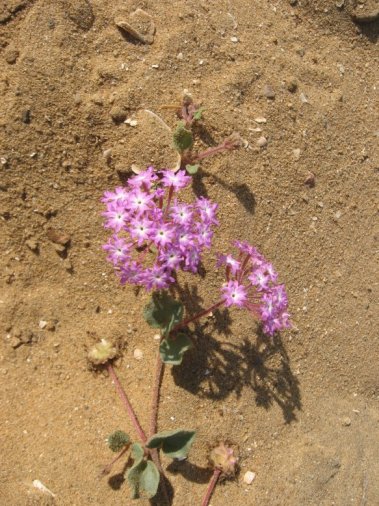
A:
[39,320,47,329]
[153,334,161,340]
[243,471,256,485]
[263,84,275,99]
[151,64,159,69]
[230,36,239,43]
[304,171,315,187]
[254,116,267,124]
[334,210,342,220]
[342,417,351,426]
[5,49,19,64]
[299,92,309,104]
[22,109,31,124]
[293,148,301,160]
[257,136,267,147]
[287,79,298,93]
[125,118,138,127]
[177,52,183,60]
[133,349,143,360]
[25,239,38,252]
[103,149,112,160]
[110,106,127,123]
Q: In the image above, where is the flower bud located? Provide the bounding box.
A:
[88,339,117,365]
[210,443,237,476]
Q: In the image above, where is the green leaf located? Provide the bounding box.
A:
[143,292,183,337]
[193,107,204,121]
[126,444,159,499]
[139,461,160,498]
[160,333,192,365]
[146,429,196,459]
[173,122,193,152]
[186,164,199,175]
[107,430,130,452]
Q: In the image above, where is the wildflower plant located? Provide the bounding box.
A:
[90,98,291,505]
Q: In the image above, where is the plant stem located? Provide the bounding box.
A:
[171,300,225,333]
[194,143,229,161]
[201,468,221,506]
[149,346,165,437]
[148,343,170,504]
[99,445,129,477]
[107,363,147,443]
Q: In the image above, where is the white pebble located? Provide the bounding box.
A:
[38,320,47,329]
[243,471,256,485]
[177,52,183,60]
[125,118,138,127]
[153,334,161,340]
[257,136,267,147]
[151,64,159,69]
[300,92,309,104]
[230,36,239,43]
[254,116,267,124]
[32,480,56,497]
[133,348,143,360]
[293,148,301,160]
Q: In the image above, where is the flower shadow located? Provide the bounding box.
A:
[171,324,301,424]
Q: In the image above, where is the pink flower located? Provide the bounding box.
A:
[222,281,247,307]
[161,169,191,191]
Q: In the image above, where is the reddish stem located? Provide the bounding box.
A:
[149,346,165,437]
[107,363,147,443]
[171,300,225,333]
[201,468,221,506]
[99,445,129,477]
[194,143,229,161]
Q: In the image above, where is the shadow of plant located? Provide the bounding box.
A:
[192,172,256,215]
[172,321,301,424]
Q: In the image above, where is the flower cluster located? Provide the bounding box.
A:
[217,241,290,335]
[102,167,218,290]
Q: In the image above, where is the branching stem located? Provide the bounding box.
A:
[171,300,225,333]
[201,468,221,506]
[107,363,147,443]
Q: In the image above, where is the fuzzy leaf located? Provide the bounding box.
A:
[144,292,183,336]
[186,164,199,175]
[127,443,160,500]
[140,461,160,498]
[173,122,193,152]
[160,333,192,365]
[146,429,196,459]
[107,430,130,452]
[193,108,204,121]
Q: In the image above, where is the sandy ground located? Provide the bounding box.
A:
[1,0,378,505]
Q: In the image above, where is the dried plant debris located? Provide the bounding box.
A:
[115,9,155,44]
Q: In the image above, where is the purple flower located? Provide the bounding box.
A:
[196,197,219,225]
[171,201,193,227]
[129,216,154,245]
[103,236,131,265]
[128,190,154,214]
[217,242,291,335]
[101,166,218,290]
[217,254,241,276]
[222,280,248,307]
[161,169,191,191]
[143,266,174,291]
[102,203,129,233]
[153,223,174,247]
[128,166,157,190]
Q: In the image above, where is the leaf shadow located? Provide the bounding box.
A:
[166,459,212,484]
[191,172,256,215]
[172,323,301,424]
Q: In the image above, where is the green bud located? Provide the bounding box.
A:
[107,430,130,452]
[173,122,193,152]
